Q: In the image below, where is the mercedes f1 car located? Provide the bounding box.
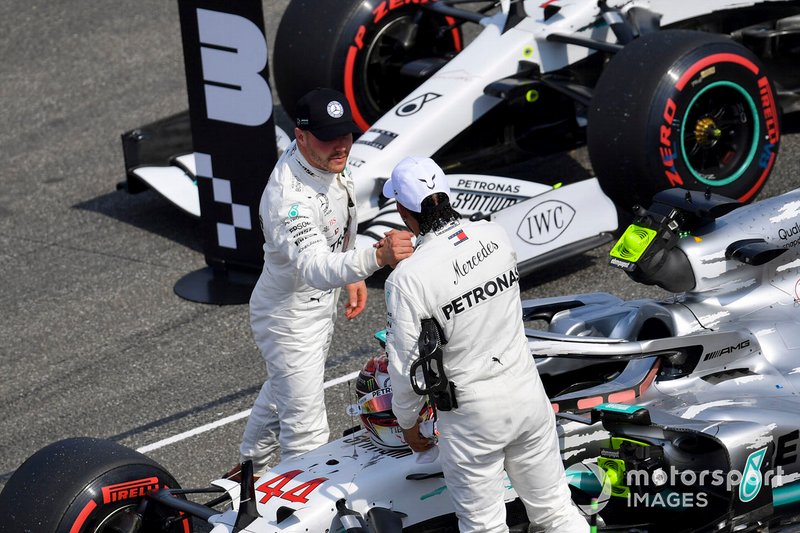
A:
[122,0,799,276]
[5,184,800,531]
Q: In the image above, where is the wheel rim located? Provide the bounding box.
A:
[92,504,139,532]
[356,14,458,122]
[679,81,760,187]
[88,501,186,533]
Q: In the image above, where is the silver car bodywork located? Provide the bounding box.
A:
[523,186,800,531]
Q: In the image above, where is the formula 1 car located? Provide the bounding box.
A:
[5,185,800,532]
[122,0,799,276]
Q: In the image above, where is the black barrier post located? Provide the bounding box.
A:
[173,0,278,304]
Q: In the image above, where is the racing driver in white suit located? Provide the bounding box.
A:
[236,89,412,477]
[383,156,587,532]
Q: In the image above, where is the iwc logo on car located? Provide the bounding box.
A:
[516,200,575,245]
[327,100,344,118]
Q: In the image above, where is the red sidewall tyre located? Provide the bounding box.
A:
[274,0,462,130]
[0,438,190,533]
[588,30,781,211]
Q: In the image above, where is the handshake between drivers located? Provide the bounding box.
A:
[375,229,414,268]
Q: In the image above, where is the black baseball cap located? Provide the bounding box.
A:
[295,88,362,141]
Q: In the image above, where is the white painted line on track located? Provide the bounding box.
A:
[136,370,360,454]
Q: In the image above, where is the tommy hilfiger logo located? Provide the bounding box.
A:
[448,229,468,245]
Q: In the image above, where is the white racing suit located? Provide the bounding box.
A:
[242,141,381,472]
[385,219,587,533]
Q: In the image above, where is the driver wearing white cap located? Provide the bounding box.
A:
[383,156,587,533]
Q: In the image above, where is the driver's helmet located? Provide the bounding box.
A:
[355,355,433,451]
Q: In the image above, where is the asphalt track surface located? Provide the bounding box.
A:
[1,1,798,530]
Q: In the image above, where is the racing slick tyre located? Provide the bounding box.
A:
[588,30,781,211]
[0,437,191,533]
[274,0,463,131]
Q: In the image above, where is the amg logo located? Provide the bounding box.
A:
[702,340,751,362]
[102,477,161,504]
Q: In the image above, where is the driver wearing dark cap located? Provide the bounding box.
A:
[229,88,414,479]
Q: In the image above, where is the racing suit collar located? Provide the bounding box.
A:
[416,219,463,248]
[290,141,341,185]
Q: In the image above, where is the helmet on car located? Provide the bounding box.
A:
[355,355,433,451]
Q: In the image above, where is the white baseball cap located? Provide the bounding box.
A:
[382,156,450,213]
